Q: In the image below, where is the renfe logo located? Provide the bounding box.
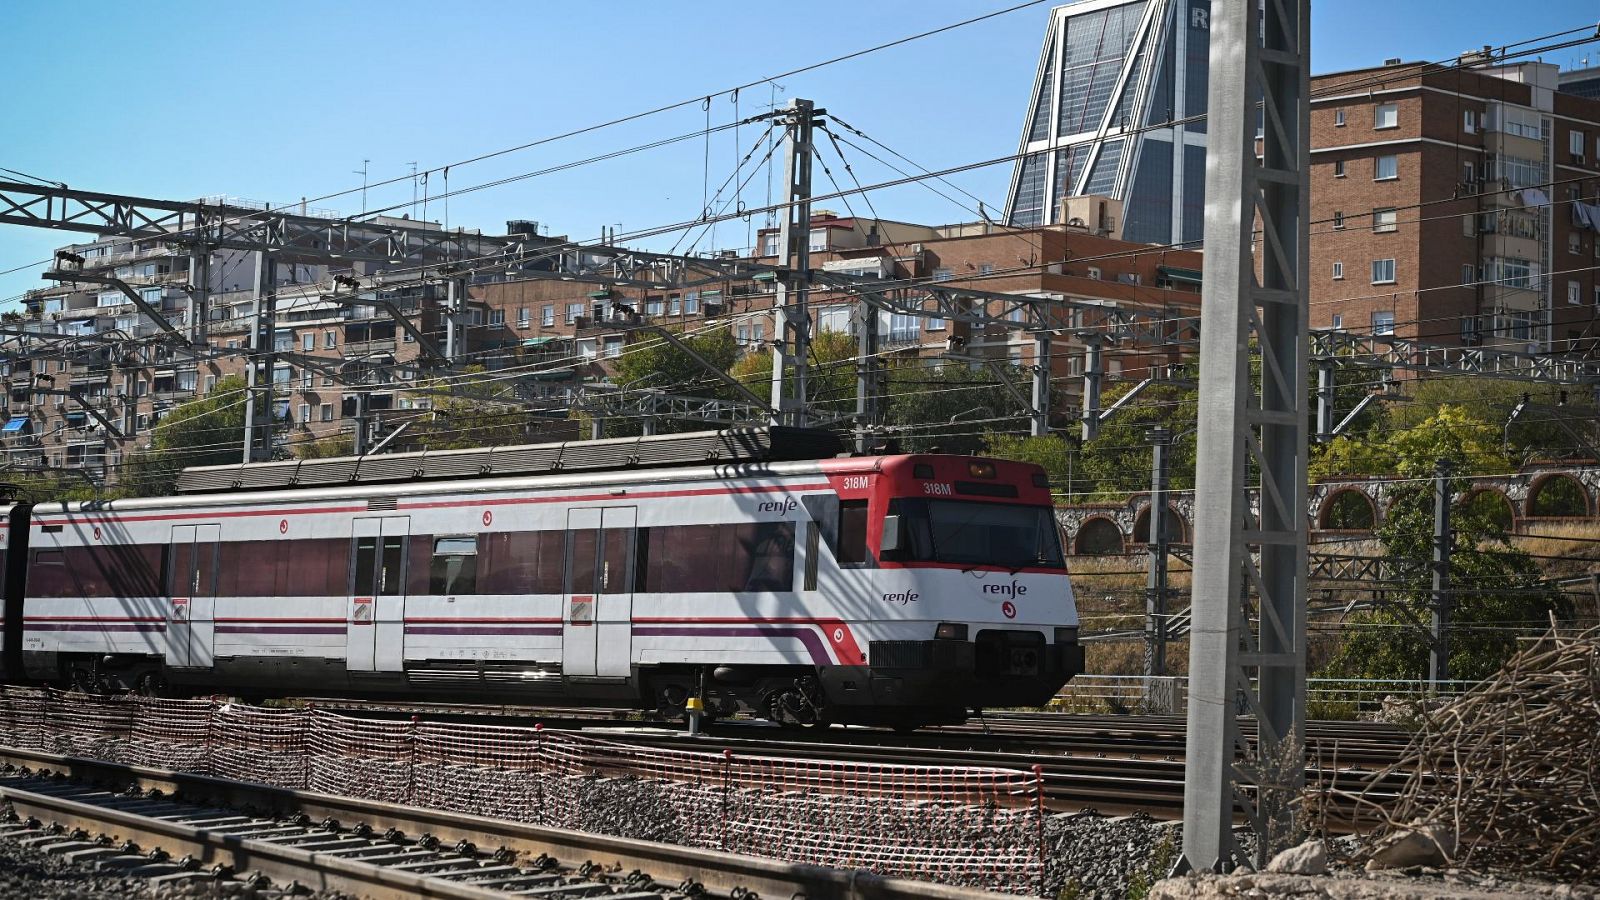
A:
[882,591,920,606]
[756,496,799,515]
[982,581,1028,598]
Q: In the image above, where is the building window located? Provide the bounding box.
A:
[1371,258,1396,284]
[1462,264,1475,285]
[1571,130,1587,157]
[1372,208,1397,233]
[1462,160,1475,185]
[322,374,334,387]
[684,293,700,314]
[205,375,218,392]
[1334,108,1346,127]
[1331,314,1343,329]
[517,307,530,328]
[603,338,623,358]
[324,331,336,349]
[762,233,782,257]
[1374,103,1398,130]
[1570,233,1582,255]
[301,333,314,351]
[1570,280,1582,305]
[1334,160,1346,178]
[1086,266,1102,279]
[301,371,312,392]
[1332,211,1344,230]
[566,303,584,324]
[1374,155,1398,180]
[320,403,333,422]
[1371,311,1396,335]
[645,297,663,316]
[978,263,994,276]
[299,404,311,424]
[933,268,954,281]
[808,229,829,252]
[488,309,505,327]
[1463,109,1478,133]
[668,295,681,315]
[925,311,946,331]
[1332,261,1344,280]
[540,306,555,327]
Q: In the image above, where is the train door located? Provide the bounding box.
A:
[347,516,409,673]
[562,506,636,679]
[167,524,220,668]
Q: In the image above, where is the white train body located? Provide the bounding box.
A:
[3,453,1082,727]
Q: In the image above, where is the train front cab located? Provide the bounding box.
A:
[814,455,1083,727]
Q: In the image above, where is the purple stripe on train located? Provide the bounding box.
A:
[24,623,166,633]
[631,625,832,666]
[405,626,563,636]
[214,625,346,635]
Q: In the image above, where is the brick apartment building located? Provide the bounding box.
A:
[470,208,1205,424]
[1310,60,1600,353]
[2,202,1203,485]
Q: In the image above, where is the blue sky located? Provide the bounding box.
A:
[2,0,1597,307]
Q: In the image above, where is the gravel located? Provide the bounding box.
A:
[1043,812,1182,899]
[0,831,152,900]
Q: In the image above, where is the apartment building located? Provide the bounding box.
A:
[0,208,566,480]
[1310,60,1600,353]
[471,211,1205,424]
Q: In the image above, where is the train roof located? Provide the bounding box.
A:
[176,427,844,495]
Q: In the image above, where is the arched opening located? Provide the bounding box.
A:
[1072,517,1124,555]
[1318,489,1377,530]
[1132,505,1187,543]
[1526,474,1590,517]
[1460,489,1515,531]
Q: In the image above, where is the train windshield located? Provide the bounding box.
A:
[887,499,1065,569]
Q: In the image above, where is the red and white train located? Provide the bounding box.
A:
[0,435,1082,729]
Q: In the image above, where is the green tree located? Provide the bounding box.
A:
[1403,376,1597,462]
[403,368,557,450]
[600,327,745,437]
[884,362,1027,453]
[1075,380,1199,498]
[1321,409,1567,682]
[1310,404,1511,482]
[728,329,858,420]
[119,375,249,497]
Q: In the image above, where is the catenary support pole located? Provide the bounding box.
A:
[1080,335,1104,442]
[1031,332,1052,437]
[1179,0,1310,873]
[241,249,278,463]
[770,99,817,427]
[1315,360,1334,442]
[855,296,880,452]
[1145,427,1171,678]
[1430,458,1453,686]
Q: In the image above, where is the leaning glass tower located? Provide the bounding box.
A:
[1003,0,1212,246]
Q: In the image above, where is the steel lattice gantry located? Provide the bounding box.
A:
[0,180,520,266]
[1180,0,1311,872]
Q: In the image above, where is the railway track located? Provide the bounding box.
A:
[0,746,1008,900]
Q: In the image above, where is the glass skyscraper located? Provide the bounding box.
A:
[1004,0,1211,246]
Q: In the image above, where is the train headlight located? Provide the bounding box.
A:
[934,622,969,640]
[1054,626,1079,644]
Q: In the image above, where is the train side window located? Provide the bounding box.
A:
[353,537,378,596]
[429,536,477,594]
[380,536,405,596]
[803,523,819,591]
[836,500,870,566]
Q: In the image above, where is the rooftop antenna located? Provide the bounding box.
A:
[408,162,418,219]
[354,159,371,215]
